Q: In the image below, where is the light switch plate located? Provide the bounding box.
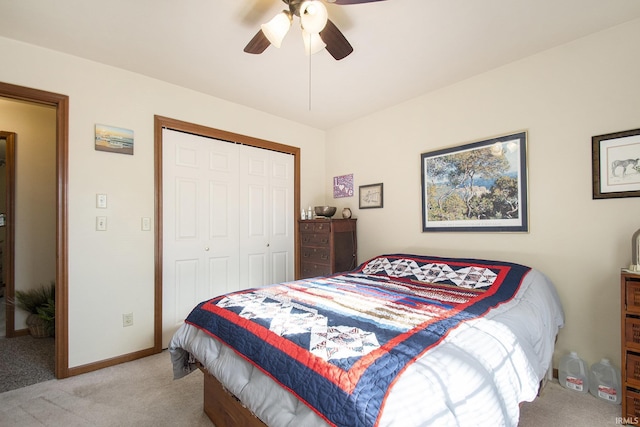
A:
[96,216,107,231]
[96,194,107,209]
[141,217,151,231]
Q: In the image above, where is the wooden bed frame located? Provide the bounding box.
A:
[198,363,552,426]
[200,366,267,427]
[194,323,560,425]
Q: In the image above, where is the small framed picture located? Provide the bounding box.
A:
[592,128,640,199]
[95,124,134,155]
[333,174,354,198]
[359,183,383,209]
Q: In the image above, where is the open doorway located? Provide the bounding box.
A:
[0,131,15,338]
[0,82,69,379]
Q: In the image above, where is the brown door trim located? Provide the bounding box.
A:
[0,82,69,379]
[0,131,16,338]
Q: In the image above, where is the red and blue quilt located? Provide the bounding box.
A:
[185,254,531,427]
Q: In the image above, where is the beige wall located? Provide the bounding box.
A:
[0,37,327,368]
[0,98,57,328]
[2,17,639,372]
[325,18,640,368]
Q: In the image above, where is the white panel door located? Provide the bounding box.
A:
[239,146,294,288]
[162,129,240,346]
[239,146,268,288]
[267,150,295,284]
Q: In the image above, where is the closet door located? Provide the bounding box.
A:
[267,149,295,284]
[162,129,240,346]
[162,130,294,346]
[238,146,295,288]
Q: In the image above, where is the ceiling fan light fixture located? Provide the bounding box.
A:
[302,29,326,55]
[261,10,292,48]
[300,1,329,34]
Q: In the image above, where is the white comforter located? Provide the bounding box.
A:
[169,268,564,427]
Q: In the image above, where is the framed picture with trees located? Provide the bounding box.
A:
[421,131,528,232]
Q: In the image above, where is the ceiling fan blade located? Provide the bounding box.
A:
[244,29,271,54]
[239,0,279,26]
[320,19,353,60]
[329,0,387,5]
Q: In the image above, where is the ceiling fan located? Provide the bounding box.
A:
[244,0,386,60]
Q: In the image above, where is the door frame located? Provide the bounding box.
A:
[0,131,16,338]
[153,115,301,350]
[0,82,70,378]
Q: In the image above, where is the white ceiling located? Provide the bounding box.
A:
[2,0,640,130]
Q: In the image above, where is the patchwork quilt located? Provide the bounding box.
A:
[184,254,531,427]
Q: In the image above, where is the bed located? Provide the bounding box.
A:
[169,253,564,427]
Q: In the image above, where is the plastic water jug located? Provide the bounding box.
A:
[559,352,589,393]
[589,358,622,404]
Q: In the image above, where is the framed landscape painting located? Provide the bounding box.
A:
[421,132,528,232]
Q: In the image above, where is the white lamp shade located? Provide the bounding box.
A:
[261,11,292,48]
[302,29,326,55]
[300,1,328,34]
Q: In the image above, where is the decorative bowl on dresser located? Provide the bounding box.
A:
[314,206,337,218]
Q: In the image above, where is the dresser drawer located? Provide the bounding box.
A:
[627,281,640,314]
[300,222,331,234]
[301,262,331,278]
[301,233,330,246]
[301,247,330,264]
[627,353,640,389]
[625,388,640,423]
[626,318,640,351]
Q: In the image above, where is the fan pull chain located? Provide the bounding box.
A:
[308,33,312,111]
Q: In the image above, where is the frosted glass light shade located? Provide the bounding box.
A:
[300,1,328,34]
[302,29,326,55]
[261,11,292,48]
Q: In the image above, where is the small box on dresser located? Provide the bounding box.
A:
[298,218,357,279]
[622,272,640,424]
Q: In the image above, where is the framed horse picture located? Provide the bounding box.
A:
[592,128,640,199]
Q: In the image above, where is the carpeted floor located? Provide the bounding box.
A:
[0,334,56,393]
[0,349,624,426]
[0,351,212,427]
[519,379,621,426]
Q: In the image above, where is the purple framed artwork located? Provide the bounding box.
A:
[333,174,354,198]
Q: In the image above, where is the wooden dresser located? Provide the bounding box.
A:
[622,271,640,424]
[298,218,357,279]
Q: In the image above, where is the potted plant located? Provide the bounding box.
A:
[13,281,55,338]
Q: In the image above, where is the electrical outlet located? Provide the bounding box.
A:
[123,313,133,327]
[141,217,151,231]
